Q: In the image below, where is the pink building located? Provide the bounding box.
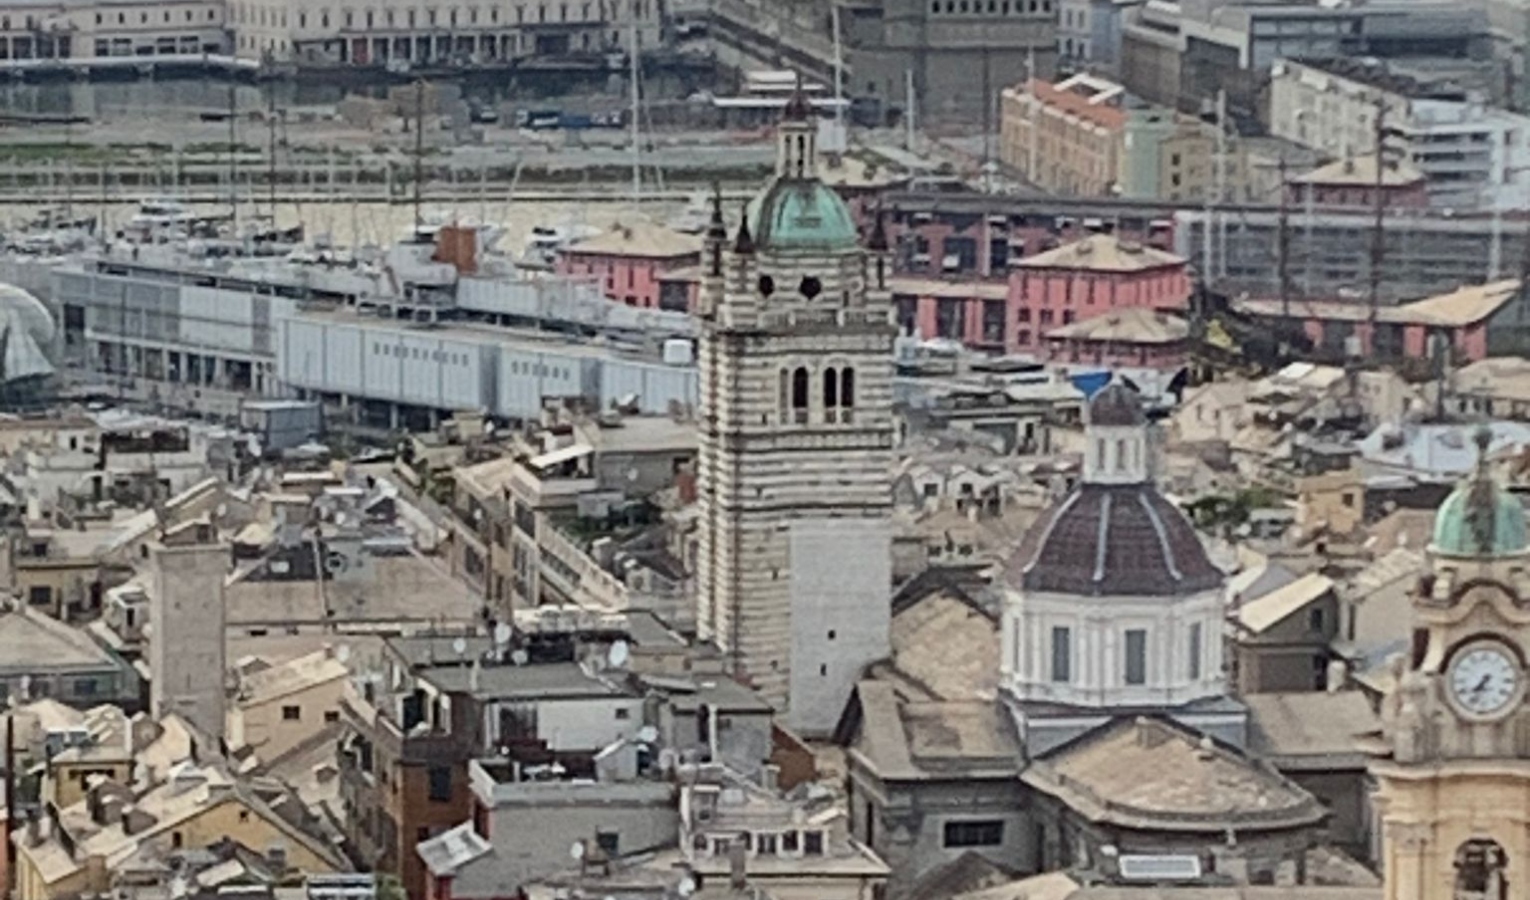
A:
[889,278,1012,350]
[556,222,702,309]
[1044,307,1190,371]
[1233,279,1522,363]
[1287,155,1430,210]
[889,234,1191,356]
[1009,235,1192,354]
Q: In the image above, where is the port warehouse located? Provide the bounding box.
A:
[51,256,699,427]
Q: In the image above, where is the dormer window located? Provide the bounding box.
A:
[757,833,778,855]
[803,831,824,855]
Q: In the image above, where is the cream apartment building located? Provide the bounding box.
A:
[1000,72,1270,202]
[230,0,660,64]
[0,0,225,61]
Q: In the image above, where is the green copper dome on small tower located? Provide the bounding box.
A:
[1432,427,1529,558]
[744,79,860,253]
[746,182,859,252]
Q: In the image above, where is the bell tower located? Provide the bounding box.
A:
[1366,427,1530,900]
[693,93,897,736]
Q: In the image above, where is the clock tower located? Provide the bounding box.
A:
[1365,428,1530,900]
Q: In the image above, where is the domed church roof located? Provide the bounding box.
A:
[746,180,859,253]
[1004,381,1222,597]
[1432,427,1528,558]
[1004,484,1224,596]
[1088,382,1146,427]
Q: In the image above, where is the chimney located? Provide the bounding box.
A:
[728,837,748,891]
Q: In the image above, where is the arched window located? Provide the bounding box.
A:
[791,367,809,423]
[1116,439,1126,473]
[823,367,839,411]
[1455,840,1508,900]
[778,369,789,419]
[841,367,856,409]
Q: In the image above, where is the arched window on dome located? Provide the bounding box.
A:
[1115,439,1127,473]
[791,367,809,424]
[823,368,839,422]
[1095,438,1105,471]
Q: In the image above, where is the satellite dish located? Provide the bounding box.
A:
[607,640,630,668]
[510,648,529,666]
[570,841,586,861]
[637,725,659,744]
[336,645,351,663]
[493,622,513,645]
[678,878,696,898]
[451,637,468,657]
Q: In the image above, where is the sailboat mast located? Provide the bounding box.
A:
[228,80,238,236]
[414,78,426,237]
[629,10,641,207]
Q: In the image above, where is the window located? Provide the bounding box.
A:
[782,831,799,853]
[73,679,99,698]
[1309,607,1325,632]
[1341,492,1355,509]
[324,710,340,723]
[615,708,630,720]
[596,831,619,854]
[758,833,777,855]
[428,766,452,802]
[282,705,301,721]
[1124,629,1147,685]
[1188,623,1202,680]
[1050,626,1071,682]
[791,367,809,420]
[823,367,839,410]
[841,368,855,408]
[802,830,824,855]
[943,820,1004,847]
[28,585,52,606]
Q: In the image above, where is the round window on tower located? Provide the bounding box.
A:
[799,276,822,300]
[757,274,775,297]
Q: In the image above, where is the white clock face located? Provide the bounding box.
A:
[1448,643,1522,718]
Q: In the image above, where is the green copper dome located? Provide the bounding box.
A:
[746,179,859,252]
[1433,475,1529,558]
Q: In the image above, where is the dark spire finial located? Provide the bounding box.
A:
[868,205,889,253]
[733,200,755,255]
[782,72,812,123]
[705,182,727,242]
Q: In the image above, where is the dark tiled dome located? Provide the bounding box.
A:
[1088,383,1146,427]
[1005,484,1223,597]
